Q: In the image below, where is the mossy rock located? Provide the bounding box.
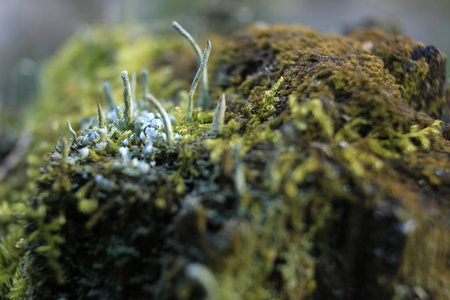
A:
[19,24,450,300]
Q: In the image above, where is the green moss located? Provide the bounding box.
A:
[0,25,196,298]
[3,23,450,299]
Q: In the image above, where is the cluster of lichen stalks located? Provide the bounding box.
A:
[62,22,225,172]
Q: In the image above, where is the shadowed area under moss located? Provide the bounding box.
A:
[12,24,450,299]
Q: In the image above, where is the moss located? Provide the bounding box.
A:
[4,23,450,299]
[349,28,448,119]
[0,26,196,298]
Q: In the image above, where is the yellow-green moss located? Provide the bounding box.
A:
[3,23,450,300]
[0,25,197,298]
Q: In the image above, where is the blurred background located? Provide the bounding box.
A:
[0,0,449,119]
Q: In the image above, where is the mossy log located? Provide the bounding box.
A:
[21,24,450,300]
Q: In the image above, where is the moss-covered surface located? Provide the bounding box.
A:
[0,26,197,299]
[3,24,450,299]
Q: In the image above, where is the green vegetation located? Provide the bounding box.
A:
[1,23,449,299]
[0,25,194,299]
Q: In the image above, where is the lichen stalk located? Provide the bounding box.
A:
[96,100,106,128]
[66,121,77,142]
[145,93,175,146]
[172,21,210,109]
[60,136,70,165]
[103,81,115,111]
[141,69,149,99]
[233,144,247,200]
[121,71,134,128]
[186,40,211,123]
[131,71,137,102]
[115,106,124,119]
[208,93,226,136]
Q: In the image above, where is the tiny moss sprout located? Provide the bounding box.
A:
[247,76,284,126]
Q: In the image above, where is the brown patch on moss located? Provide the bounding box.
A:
[349,28,448,119]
